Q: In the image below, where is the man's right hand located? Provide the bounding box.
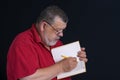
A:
[58,57,78,72]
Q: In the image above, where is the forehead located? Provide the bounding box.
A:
[52,16,67,29]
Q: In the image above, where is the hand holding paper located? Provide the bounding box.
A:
[77,48,88,62]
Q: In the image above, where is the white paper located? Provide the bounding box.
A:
[51,41,86,79]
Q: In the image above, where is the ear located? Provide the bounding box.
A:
[40,21,46,32]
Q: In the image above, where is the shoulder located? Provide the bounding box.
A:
[11,28,34,47]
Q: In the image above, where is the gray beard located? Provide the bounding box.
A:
[44,32,57,46]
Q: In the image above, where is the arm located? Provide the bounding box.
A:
[20,62,62,80]
[20,57,77,80]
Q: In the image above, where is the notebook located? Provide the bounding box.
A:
[51,41,86,79]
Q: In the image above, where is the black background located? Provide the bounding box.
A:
[1,0,120,80]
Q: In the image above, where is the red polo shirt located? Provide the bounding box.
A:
[7,24,71,80]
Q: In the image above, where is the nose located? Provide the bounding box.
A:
[58,32,63,37]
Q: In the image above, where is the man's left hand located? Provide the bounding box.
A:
[77,47,88,62]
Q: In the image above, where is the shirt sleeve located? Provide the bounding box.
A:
[7,42,39,79]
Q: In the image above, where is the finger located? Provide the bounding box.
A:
[78,50,86,54]
[81,52,87,57]
[79,58,88,62]
[81,47,85,51]
[77,51,86,57]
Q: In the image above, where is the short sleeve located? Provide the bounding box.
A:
[7,43,39,79]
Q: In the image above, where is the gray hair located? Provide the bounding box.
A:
[36,5,68,24]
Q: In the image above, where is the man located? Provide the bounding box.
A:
[7,5,88,80]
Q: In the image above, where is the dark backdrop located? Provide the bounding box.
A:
[1,0,120,80]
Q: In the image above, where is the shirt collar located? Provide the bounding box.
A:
[30,24,42,43]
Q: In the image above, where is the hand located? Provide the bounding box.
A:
[77,47,88,62]
[58,57,78,72]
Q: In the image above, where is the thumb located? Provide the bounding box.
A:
[81,47,85,50]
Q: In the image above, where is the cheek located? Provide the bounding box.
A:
[46,32,56,40]
[45,29,57,40]
[50,35,57,40]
